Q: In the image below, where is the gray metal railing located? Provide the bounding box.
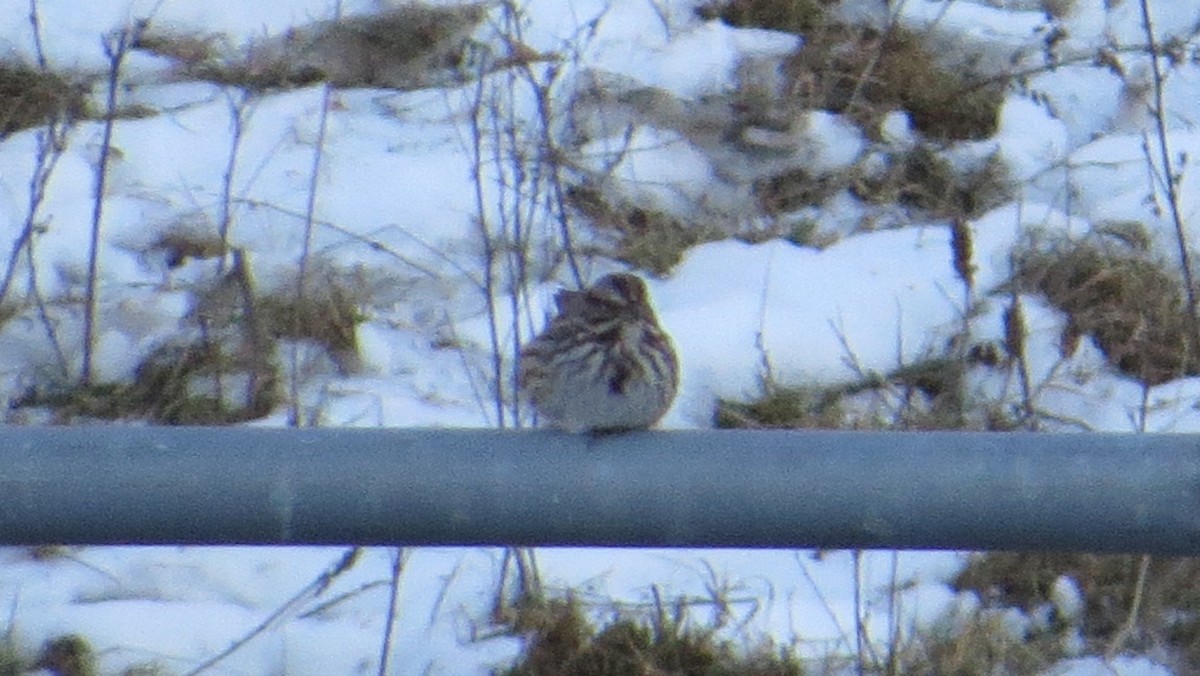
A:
[1,427,1198,553]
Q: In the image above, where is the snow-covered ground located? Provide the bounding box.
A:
[1,0,1199,673]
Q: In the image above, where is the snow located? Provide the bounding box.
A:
[0,0,1197,673]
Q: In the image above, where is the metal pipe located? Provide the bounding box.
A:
[0,427,1198,553]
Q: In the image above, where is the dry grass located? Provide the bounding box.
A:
[703,0,1006,142]
[565,184,729,276]
[32,635,97,676]
[853,147,1011,221]
[955,553,1200,670]
[129,340,280,424]
[715,381,849,430]
[752,167,848,215]
[499,595,803,676]
[752,139,1011,225]
[0,61,86,136]
[786,24,1005,142]
[149,4,487,91]
[714,349,1011,431]
[256,280,364,375]
[13,337,281,425]
[697,0,835,35]
[145,223,228,269]
[891,600,1061,675]
[1012,230,1199,385]
[132,25,222,67]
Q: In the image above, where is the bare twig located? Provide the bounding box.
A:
[885,551,901,676]
[289,1,343,426]
[466,63,507,429]
[295,579,391,620]
[217,90,250,275]
[25,240,69,380]
[0,124,65,306]
[853,550,867,675]
[231,197,460,281]
[1137,0,1199,339]
[185,547,361,676]
[377,548,407,676]
[27,0,47,69]
[1005,283,1037,429]
[1105,553,1152,659]
[500,0,584,289]
[0,3,72,378]
[82,27,132,385]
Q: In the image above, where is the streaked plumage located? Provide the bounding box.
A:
[520,273,678,433]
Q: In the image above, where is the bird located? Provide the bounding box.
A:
[519,273,679,433]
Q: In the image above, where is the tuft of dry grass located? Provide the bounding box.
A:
[752,167,848,215]
[1013,231,1199,385]
[565,184,728,276]
[715,381,849,430]
[892,600,1061,675]
[145,222,228,269]
[0,61,86,136]
[129,340,280,424]
[32,635,97,676]
[160,4,487,92]
[714,349,1007,431]
[498,594,804,676]
[256,280,364,375]
[783,24,1005,142]
[696,0,834,34]
[853,146,1011,220]
[704,0,1006,142]
[13,337,281,425]
[954,552,1200,670]
[132,25,222,67]
[0,638,19,676]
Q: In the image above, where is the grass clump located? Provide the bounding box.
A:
[132,25,222,68]
[696,0,833,34]
[715,382,848,429]
[892,601,1061,675]
[183,47,323,92]
[128,341,280,424]
[704,2,1006,142]
[500,595,803,676]
[143,218,228,268]
[716,351,1000,431]
[0,638,19,676]
[0,61,86,136]
[33,635,97,676]
[783,25,1004,141]
[752,167,847,215]
[854,147,1011,220]
[11,254,365,423]
[158,4,486,91]
[256,281,363,375]
[1013,230,1199,385]
[14,339,281,425]
[954,553,1200,670]
[566,184,727,276]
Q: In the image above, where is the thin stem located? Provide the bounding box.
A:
[27,0,47,69]
[467,64,506,429]
[377,548,406,676]
[289,1,342,426]
[82,28,130,385]
[217,91,249,275]
[185,548,361,676]
[853,550,866,675]
[1138,0,1198,324]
